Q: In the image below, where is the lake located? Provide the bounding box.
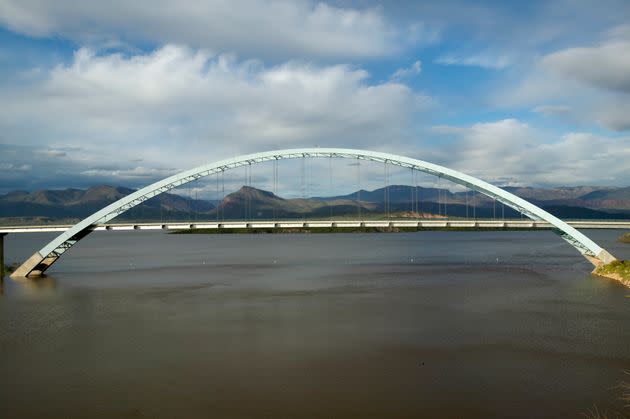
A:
[1,230,630,418]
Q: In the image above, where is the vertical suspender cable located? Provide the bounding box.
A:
[243,165,247,221]
[301,155,305,221]
[308,157,311,205]
[300,156,306,199]
[384,161,387,219]
[357,158,361,220]
[304,157,308,222]
[444,181,448,219]
[384,160,389,220]
[387,161,390,219]
[410,168,414,214]
[273,158,278,221]
[329,155,333,220]
[465,189,469,219]
[416,171,420,216]
[216,171,219,222]
[417,171,421,218]
[160,193,163,224]
[247,164,251,221]
[188,182,192,223]
[441,180,444,217]
[441,180,445,217]
[221,170,225,222]
[414,169,419,215]
[437,176,442,215]
[140,189,145,222]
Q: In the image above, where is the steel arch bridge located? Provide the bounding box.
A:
[12,148,617,278]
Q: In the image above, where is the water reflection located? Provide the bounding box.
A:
[1,275,57,297]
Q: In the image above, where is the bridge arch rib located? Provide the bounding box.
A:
[12,148,616,278]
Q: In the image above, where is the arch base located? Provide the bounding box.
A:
[11,252,57,278]
[586,249,617,267]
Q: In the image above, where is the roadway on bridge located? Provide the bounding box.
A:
[2,220,630,234]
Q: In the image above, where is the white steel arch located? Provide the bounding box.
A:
[12,148,616,277]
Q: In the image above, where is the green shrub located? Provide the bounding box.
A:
[595,260,630,280]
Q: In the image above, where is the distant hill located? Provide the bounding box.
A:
[322,184,630,211]
[0,185,214,224]
[501,186,607,201]
[569,187,630,210]
[1,184,629,225]
[217,186,376,219]
[579,187,630,201]
[321,185,454,203]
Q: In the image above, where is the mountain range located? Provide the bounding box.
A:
[0,185,214,224]
[1,184,629,225]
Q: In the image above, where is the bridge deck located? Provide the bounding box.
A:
[2,220,629,233]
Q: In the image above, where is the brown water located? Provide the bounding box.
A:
[1,230,630,418]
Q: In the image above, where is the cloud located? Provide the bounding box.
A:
[390,60,421,80]
[0,141,185,193]
[387,0,630,50]
[429,119,630,186]
[495,35,630,131]
[542,41,630,93]
[532,105,571,115]
[435,51,512,69]
[0,0,424,59]
[593,101,630,131]
[0,45,430,191]
[606,23,630,40]
[81,166,176,180]
[429,125,466,135]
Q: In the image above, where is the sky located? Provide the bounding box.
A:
[1,0,629,196]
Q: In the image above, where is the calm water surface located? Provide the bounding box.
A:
[1,230,630,418]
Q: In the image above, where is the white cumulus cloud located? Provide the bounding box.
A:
[0,44,430,185]
[429,119,630,186]
[495,35,630,132]
[542,41,630,93]
[0,0,425,59]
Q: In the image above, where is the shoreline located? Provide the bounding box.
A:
[593,260,630,287]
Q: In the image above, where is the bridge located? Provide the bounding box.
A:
[5,148,618,278]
